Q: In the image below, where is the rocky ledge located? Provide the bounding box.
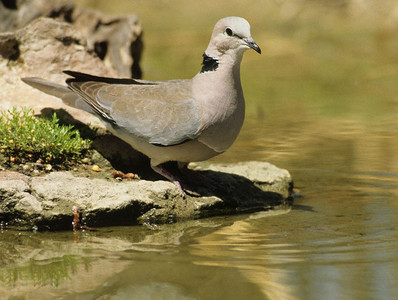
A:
[0,162,293,230]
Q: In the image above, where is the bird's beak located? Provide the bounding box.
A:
[244,38,261,54]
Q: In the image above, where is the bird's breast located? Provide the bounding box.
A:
[192,73,245,153]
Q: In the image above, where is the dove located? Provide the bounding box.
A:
[22,16,261,197]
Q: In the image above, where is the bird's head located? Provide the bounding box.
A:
[206,16,261,57]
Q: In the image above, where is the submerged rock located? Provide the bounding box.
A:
[0,162,293,230]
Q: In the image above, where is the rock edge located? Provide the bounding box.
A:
[0,161,293,230]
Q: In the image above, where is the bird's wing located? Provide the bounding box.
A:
[65,71,202,146]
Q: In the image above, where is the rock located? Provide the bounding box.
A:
[72,8,143,78]
[0,0,142,78]
[0,162,293,230]
[190,161,293,197]
[0,0,74,32]
[0,16,112,127]
[0,14,138,129]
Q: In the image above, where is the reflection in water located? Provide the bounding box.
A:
[190,189,398,300]
[0,255,92,288]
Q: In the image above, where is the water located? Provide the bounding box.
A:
[2,1,398,299]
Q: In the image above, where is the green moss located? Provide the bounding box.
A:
[0,107,91,165]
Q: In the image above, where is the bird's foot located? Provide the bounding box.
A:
[152,163,199,199]
[169,179,184,198]
[171,179,202,198]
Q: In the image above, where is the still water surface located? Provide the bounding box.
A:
[2,1,398,299]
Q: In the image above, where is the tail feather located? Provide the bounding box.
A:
[21,77,94,113]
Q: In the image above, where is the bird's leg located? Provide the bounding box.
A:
[151,164,186,198]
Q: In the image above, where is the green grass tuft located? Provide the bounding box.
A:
[0,107,91,165]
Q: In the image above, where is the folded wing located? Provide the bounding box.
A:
[65,71,202,146]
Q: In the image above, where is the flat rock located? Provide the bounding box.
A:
[0,162,293,230]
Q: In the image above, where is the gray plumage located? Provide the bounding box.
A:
[22,16,261,197]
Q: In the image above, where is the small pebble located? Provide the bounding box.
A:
[82,157,91,164]
[92,165,102,172]
[45,164,52,171]
[111,171,139,180]
[22,164,30,171]
[124,173,137,179]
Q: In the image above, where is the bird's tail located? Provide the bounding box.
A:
[21,77,94,113]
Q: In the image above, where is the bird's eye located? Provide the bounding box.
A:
[225,28,233,36]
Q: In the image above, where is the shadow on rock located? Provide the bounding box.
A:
[188,168,291,213]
